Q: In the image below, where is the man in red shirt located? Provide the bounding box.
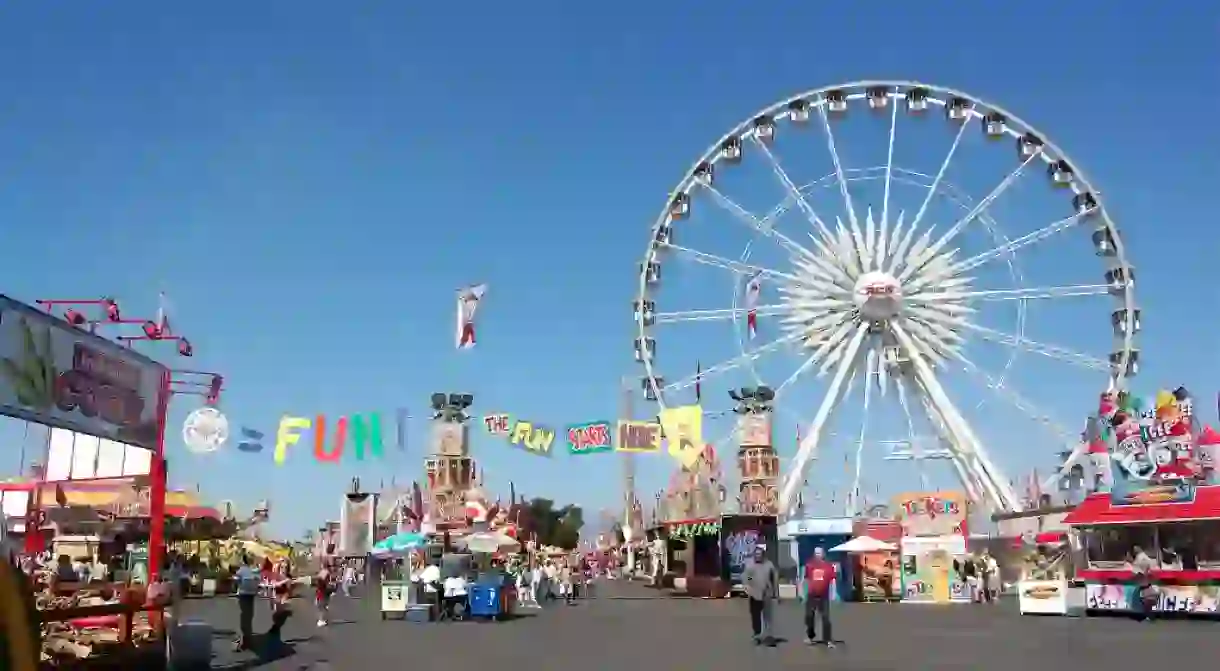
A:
[802,546,836,647]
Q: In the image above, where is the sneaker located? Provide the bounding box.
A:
[804,637,816,646]
[317,619,327,627]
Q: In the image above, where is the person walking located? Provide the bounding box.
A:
[232,555,261,651]
[314,566,334,627]
[802,547,837,648]
[740,545,778,646]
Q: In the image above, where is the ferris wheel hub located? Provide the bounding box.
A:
[853,271,903,321]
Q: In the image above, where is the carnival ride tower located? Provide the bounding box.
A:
[425,393,476,531]
[732,388,780,515]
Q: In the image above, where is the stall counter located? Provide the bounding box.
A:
[1017,579,1086,616]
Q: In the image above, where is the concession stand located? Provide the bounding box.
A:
[1063,486,1220,616]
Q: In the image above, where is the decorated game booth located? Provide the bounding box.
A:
[894,491,970,604]
[1062,386,1220,616]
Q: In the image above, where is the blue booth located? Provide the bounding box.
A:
[782,517,855,602]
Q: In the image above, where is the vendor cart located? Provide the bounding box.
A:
[380,580,411,620]
[468,580,515,621]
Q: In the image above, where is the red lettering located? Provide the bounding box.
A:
[314,415,346,462]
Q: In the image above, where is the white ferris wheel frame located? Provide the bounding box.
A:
[634,80,1138,516]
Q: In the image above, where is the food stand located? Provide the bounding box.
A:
[1063,487,1220,616]
[1015,535,1086,616]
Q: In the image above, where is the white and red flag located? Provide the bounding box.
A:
[455,283,487,349]
[744,272,762,339]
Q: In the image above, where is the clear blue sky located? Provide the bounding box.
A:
[1,3,1217,537]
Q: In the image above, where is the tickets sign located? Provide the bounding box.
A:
[615,420,661,453]
[567,421,612,455]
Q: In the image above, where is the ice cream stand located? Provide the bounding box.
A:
[1061,387,1220,617]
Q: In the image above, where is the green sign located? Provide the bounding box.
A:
[668,521,721,539]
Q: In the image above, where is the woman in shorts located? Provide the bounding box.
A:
[315,567,335,627]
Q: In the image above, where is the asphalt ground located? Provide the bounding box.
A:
[183,580,1219,670]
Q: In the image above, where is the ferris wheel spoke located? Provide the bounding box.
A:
[958,321,1111,371]
[816,95,861,236]
[908,104,974,234]
[880,86,901,244]
[661,242,802,284]
[750,137,839,254]
[653,304,789,325]
[909,283,1111,304]
[777,323,869,514]
[956,355,1081,454]
[847,348,877,515]
[892,322,1022,511]
[773,351,820,398]
[940,208,1097,278]
[702,184,815,261]
[658,330,806,395]
[898,152,1040,283]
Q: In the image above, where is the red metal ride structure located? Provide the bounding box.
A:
[33,296,224,581]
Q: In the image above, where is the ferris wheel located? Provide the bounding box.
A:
[632,81,1139,515]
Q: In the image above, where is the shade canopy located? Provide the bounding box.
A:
[829,535,896,553]
[461,531,520,554]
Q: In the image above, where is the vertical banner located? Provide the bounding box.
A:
[744,272,761,339]
[658,405,703,469]
[339,493,377,556]
[737,413,771,447]
[431,421,467,457]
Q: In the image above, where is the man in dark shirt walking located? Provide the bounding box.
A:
[803,546,836,648]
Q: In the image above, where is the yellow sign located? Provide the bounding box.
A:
[508,420,556,457]
[659,405,703,469]
[615,420,662,453]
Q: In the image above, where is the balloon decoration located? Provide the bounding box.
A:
[482,413,511,436]
[271,413,386,465]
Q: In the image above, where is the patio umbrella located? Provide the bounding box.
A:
[829,536,897,553]
[374,532,428,554]
[461,531,520,554]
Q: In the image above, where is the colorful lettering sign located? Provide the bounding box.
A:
[0,296,168,450]
[508,420,555,457]
[891,491,968,537]
[615,420,661,453]
[271,413,384,465]
[567,421,612,455]
[1101,386,1200,505]
[1086,583,1219,613]
[667,520,720,539]
[658,404,703,468]
[483,413,510,436]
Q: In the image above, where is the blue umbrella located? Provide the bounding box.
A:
[374,532,428,554]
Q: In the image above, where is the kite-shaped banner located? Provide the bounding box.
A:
[744,272,762,339]
[456,283,488,349]
[658,404,703,469]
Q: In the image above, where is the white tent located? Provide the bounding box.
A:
[829,536,897,553]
